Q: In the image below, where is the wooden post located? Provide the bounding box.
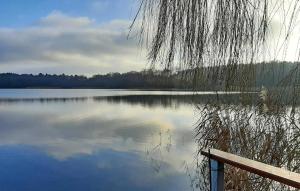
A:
[210,159,224,191]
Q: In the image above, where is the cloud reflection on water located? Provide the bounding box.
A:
[0,91,198,190]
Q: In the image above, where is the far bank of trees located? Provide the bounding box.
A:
[0,61,299,90]
[0,69,190,89]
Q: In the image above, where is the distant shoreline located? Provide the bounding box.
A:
[1,61,299,90]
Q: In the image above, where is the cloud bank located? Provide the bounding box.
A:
[0,11,147,75]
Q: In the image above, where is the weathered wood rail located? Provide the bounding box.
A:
[201,149,300,190]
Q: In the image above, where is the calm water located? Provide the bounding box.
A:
[0,89,200,191]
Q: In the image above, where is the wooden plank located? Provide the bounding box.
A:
[201,149,300,189]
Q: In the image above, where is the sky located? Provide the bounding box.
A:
[0,0,147,75]
[0,0,299,75]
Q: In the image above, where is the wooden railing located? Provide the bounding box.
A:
[201,149,300,190]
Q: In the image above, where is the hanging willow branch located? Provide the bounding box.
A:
[133,0,267,86]
[132,0,300,91]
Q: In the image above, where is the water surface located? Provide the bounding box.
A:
[0,89,199,191]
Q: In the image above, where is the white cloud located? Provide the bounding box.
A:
[38,11,94,28]
[0,11,147,75]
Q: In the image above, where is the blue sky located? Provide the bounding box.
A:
[0,0,137,27]
[0,0,147,75]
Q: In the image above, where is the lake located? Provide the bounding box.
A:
[0,89,299,190]
[0,89,202,191]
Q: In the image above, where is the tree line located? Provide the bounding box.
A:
[0,61,299,90]
[0,70,190,89]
